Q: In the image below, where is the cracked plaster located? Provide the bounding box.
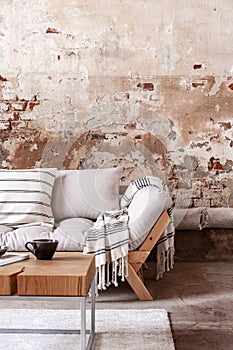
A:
[0,0,233,217]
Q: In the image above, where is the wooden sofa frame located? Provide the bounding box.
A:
[126,210,170,301]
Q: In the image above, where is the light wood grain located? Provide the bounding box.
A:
[139,211,170,251]
[128,251,150,273]
[126,264,153,301]
[17,252,95,296]
[126,211,170,301]
[0,264,25,295]
[0,252,95,297]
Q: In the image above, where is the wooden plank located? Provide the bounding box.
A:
[17,252,95,297]
[128,211,170,274]
[126,264,153,301]
[128,251,150,264]
[129,262,146,273]
[0,264,25,295]
[138,268,144,283]
[139,211,170,251]
[126,211,170,300]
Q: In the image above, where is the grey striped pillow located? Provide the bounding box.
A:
[0,168,57,227]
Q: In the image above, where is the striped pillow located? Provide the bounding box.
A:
[0,168,57,227]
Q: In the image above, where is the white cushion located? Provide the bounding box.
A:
[128,186,172,250]
[0,218,92,252]
[0,225,53,251]
[0,225,13,234]
[0,169,56,227]
[51,167,122,222]
[53,218,94,251]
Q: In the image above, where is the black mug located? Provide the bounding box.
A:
[25,239,58,260]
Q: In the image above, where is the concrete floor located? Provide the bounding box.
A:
[95,261,233,350]
[0,261,232,349]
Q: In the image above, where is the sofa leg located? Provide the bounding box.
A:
[138,267,144,283]
[126,264,153,301]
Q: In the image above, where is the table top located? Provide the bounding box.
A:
[0,252,96,297]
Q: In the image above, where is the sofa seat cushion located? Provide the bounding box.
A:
[52,167,122,222]
[0,225,53,251]
[0,218,93,252]
[53,218,93,251]
[0,225,13,234]
[128,186,172,250]
[0,168,56,227]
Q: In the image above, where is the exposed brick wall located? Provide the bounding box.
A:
[0,0,233,213]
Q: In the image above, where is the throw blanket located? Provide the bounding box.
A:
[84,176,175,290]
[156,206,175,279]
[83,208,129,290]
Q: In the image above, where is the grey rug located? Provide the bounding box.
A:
[0,308,175,350]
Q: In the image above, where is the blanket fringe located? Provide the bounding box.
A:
[96,256,128,291]
[156,246,175,280]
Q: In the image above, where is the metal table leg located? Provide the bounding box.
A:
[0,277,96,350]
[83,277,95,350]
[80,297,86,349]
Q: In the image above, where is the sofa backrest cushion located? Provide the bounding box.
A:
[51,167,122,222]
[0,168,56,227]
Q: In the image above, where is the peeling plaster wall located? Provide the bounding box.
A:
[0,0,233,218]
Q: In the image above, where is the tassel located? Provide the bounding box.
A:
[156,251,165,280]
[121,257,125,281]
[106,262,111,287]
[101,264,106,290]
[112,260,118,287]
[95,276,99,296]
[166,250,170,271]
[124,256,128,277]
[97,266,101,290]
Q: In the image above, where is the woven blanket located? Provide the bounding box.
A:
[84,176,175,290]
[83,208,129,290]
[155,206,175,279]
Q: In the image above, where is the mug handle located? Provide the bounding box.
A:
[25,242,35,255]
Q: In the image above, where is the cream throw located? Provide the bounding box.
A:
[83,208,129,290]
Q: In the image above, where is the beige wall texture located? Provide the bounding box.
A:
[0,0,233,218]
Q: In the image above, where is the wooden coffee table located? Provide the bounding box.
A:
[0,252,96,350]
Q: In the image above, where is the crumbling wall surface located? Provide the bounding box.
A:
[0,0,233,220]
